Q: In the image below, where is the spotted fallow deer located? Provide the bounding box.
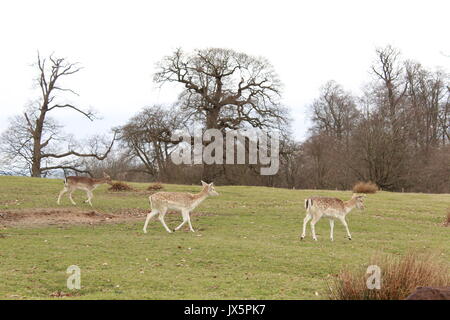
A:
[143,181,219,234]
[300,194,365,241]
[57,172,112,207]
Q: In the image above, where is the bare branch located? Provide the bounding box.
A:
[41,131,117,160]
[48,104,95,121]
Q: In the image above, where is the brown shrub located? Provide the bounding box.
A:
[328,251,450,300]
[147,182,163,191]
[352,181,379,194]
[108,181,135,192]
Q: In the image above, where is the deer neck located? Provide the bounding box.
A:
[343,198,357,214]
[192,187,209,206]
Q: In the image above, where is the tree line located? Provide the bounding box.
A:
[1,46,448,193]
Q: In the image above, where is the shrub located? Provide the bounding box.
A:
[108,181,135,192]
[147,182,163,191]
[352,181,378,194]
[328,251,450,300]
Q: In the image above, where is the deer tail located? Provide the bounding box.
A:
[148,195,153,209]
[304,198,313,210]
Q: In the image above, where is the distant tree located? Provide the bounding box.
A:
[154,48,288,181]
[119,105,184,180]
[310,80,360,143]
[354,46,410,189]
[371,45,408,121]
[405,62,449,150]
[277,133,302,188]
[0,52,115,177]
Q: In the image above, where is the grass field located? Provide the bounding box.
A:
[0,176,449,299]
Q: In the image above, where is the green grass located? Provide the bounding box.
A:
[0,176,449,299]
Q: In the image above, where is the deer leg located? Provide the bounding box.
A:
[68,190,76,205]
[158,209,172,233]
[339,217,352,240]
[174,210,189,231]
[186,211,195,232]
[310,216,321,241]
[329,219,335,241]
[85,190,93,207]
[301,213,312,240]
[143,210,159,234]
[57,187,68,205]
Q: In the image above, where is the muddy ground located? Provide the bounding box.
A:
[0,208,146,228]
[0,208,215,228]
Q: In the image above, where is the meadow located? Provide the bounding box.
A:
[0,176,448,299]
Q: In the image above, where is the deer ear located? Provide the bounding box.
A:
[201,180,208,187]
[209,182,214,186]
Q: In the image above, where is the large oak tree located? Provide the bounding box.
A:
[154,48,288,180]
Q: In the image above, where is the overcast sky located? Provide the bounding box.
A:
[0,0,448,141]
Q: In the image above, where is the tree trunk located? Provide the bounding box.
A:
[31,114,45,177]
[31,158,41,177]
[31,137,42,177]
[202,107,221,182]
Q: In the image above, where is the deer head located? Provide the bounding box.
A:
[201,180,219,196]
[103,172,113,185]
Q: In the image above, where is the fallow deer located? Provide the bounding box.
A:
[300,194,365,241]
[57,172,112,207]
[143,181,219,234]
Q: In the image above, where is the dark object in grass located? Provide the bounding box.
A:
[147,182,163,191]
[352,181,378,194]
[108,181,135,192]
[405,286,450,300]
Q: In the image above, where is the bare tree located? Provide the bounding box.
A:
[371,45,408,121]
[120,105,184,180]
[154,48,288,181]
[310,81,360,143]
[405,62,449,151]
[0,52,115,177]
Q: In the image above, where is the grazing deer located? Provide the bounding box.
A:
[57,172,112,207]
[300,194,365,241]
[143,181,219,234]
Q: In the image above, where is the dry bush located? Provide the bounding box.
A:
[328,251,450,300]
[147,182,163,191]
[108,181,135,192]
[352,181,379,194]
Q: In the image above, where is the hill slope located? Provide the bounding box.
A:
[0,176,448,299]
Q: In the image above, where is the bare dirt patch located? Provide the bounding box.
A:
[0,208,217,228]
[0,208,142,228]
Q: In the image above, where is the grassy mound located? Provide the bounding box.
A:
[108,181,135,192]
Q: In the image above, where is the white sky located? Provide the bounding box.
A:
[0,0,449,141]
